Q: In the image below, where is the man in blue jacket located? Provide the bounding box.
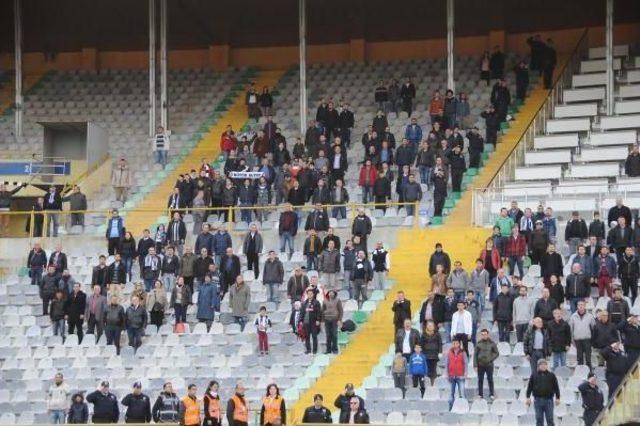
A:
[194,223,214,256]
[105,209,124,256]
[212,225,232,266]
[409,344,428,397]
[404,118,423,156]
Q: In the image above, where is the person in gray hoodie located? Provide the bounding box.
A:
[447,261,470,302]
[569,300,595,369]
[319,240,341,290]
[512,285,534,342]
[469,259,490,313]
[262,250,284,303]
[323,290,344,354]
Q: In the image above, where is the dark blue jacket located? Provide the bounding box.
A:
[105,216,124,239]
[594,255,617,278]
[213,232,232,255]
[194,232,214,256]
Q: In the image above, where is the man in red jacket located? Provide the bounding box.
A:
[358,159,377,204]
[445,339,468,410]
[505,225,527,278]
[220,125,237,156]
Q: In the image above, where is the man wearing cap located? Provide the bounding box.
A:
[180,384,201,426]
[526,359,560,426]
[152,382,180,423]
[227,382,249,426]
[86,381,120,423]
[122,382,151,423]
[302,394,332,423]
[578,373,605,426]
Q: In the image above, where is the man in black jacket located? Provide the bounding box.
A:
[607,198,632,229]
[525,359,560,426]
[167,212,187,256]
[467,127,484,169]
[301,289,322,354]
[534,288,558,323]
[107,254,127,287]
[592,311,620,366]
[43,185,62,237]
[480,105,500,146]
[137,229,155,273]
[428,243,451,276]
[92,255,109,295]
[219,247,241,297]
[334,384,366,423]
[65,282,86,343]
[392,291,411,331]
[608,216,633,265]
[395,318,421,361]
[618,314,640,364]
[86,381,119,423]
[540,244,563,287]
[607,288,630,326]
[619,246,639,304]
[493,283,514,342]
[541,39,557,89]
[340,396,370,424]
[565,263,590,313]
[152,382,180,423]
[547,309,571,370]
[121,382,151,423]
[565,211,588,256]
[302,394,333,424]
[524,317,550,372]
[338,103,355,148]
[432,157,448,216]
[400,77,416,116]
[601,341,631,398]
[305,204,329,233]
[448,146,466,193]
[27,242,47,287]
[578,374,605,426]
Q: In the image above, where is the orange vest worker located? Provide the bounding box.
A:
[182,396,200,426]
[262,395,283,425]
[231,394,249,425]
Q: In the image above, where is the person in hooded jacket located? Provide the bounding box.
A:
[67,393,89,424]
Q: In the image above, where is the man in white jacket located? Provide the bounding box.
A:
[450,300,473,355]
[151,126,170,169]
[47,373,70,424]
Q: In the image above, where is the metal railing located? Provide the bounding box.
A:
[0,201,421,242]
[595,358,640,425]
[471,28,591,226]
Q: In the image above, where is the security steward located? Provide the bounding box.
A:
[203,380,222,426]
[226,382,249,426]
[86,381,120,423]
[302,394,333,423]
[578,373,605,426]
[121,382,151,423]
[152,382,180,423]
[180,384,201,426]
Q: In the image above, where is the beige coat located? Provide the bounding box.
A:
[146,288,168,311]
[111,165,132,188]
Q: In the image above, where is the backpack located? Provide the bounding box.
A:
[341,319,356,333]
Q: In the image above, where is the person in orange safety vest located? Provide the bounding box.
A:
[226,382,250,426]
[260,383,286,426]
[203,380,221,426]
[179,384,200,426]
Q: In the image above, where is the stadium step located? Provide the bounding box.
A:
[290,226,489,423]
[122,69,286,235]
[445,54,571,227]
[0,72,47,117]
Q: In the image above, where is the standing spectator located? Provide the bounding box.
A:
[495,208,515,242]
[374,80,388,112]
[589,212,606,243]
[480,105,499,146]
[514,61,529,101]
[44,185,62,237]
[229,276,251,332]
[305,204,329,233]
[180,384,201,426]
[569,300,595,369]
[27,242,47,287]
[304,229,323,271]
[47,373,70,424]
[152,382,180,424]
[105,295,126,355]
[358,159,377,204]
[202,381,221,426]
[609,216,633,265]
[171,277,192,326]
[428,243,452,276]
[121,382,152,423]
[443,90,458,129]
[607,197,632,229]
[371,242,389,290]
[540,244,563,287]
[429,91,444,125]
[50,290,67,338]
[513,285,534,342]
[525,359,560,426]
[340,396,369,424]
[372,110,388,135]
[404,117,423,153]
[323,290,343,354]
[125,295,147,350]
[432,157,448,216]
[242,223,263,280]
[547,309,572,369]
[592,310,620,367]
[595,246,616,298]
[352,209,373,249]
[86,381,119,424]
[142,246,161,292]
[278,204,298,259]
[147,280,167,330]
[400,77,416,116]
[415,141,435,187]
[105,209,124,256]
[195,224,214,256]
[259,86,273,116]
[444,339,467,410]
[565,211,588,255]
[350,250,373,307]
[301,288,322,354]
[193,248,213,292]
[392,353,407,397]
[579,373,605,426]
[197,275,218,332]
[565,263,591,313]
[339,103,355,148]
[447,261,470,302]
[65,282,86,343]
[470,259,489,313]
[260,384,286,426]
[625,145,640,177]
[505,225,527,278]
[85,284,107,342]
[220,247,240,297]
[534,287,558,323]
[319,240,341,290]
[619,246,639,304]
[387,79,401,116]
[262,251,284,303]
[456,92,471,129]
[618,314,640,364]
[601,341,630,398]
[527,35,545,74]
[450,300,473,355]
[529,220,549,265]
[152,125,170,169]
[245,84,260,119]
[548,275,565,308]
[254,306,272,356]
[67,393,89,424]
[392,291,411,331]
[467,127,484,168]
[111,158,132,203]
[475,329,499,400]
[119,232,136,282]
[395,318,421,362]
[167,212,186,256]
[137,228,155,274]
[62,185,87,229]
[421,320,442,386]
[402,174,422,217]
[489,46,505,80]
[607,287,630,326]
[493,283,515,342]
[490,268,511,302]
[524,317,550,372]
[541,39,557,89]
[287,266,309,303]
[408,344,428,397]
